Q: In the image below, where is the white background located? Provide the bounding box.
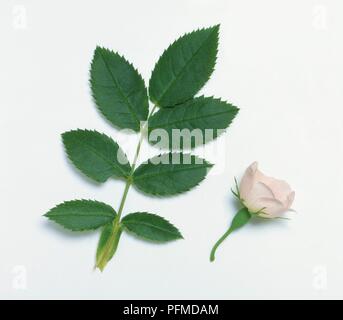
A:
[1,0,342,299]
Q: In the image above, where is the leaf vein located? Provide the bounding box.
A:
[156,29,216,104]
[97,50,140,125]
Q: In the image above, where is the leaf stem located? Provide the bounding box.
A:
[116,104,157,219]
[116,179,131,221]
[96,105,157,270]
[117,104,157,220]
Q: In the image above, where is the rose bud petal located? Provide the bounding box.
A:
[239,162,295,218]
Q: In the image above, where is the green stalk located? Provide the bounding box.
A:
[95,105,157,270]
[210,207,251,262]
[210,228,233,262]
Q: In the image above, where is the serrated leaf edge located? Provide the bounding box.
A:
[133,153,213,196]
[90,46,149,131]
[44,199,116,232]
[149,25,220,107]
[121,212,183,242]
[62,129,131,183]
[148,95,239,148]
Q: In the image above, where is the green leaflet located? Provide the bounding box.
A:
[96,223,122,271]
[90,47,149,131]
[149,26,219,107]
[148,96,239,149]
[44,200,116,231]
[122,212,183,242]
[62,129,131,183]
[133,153,213,196]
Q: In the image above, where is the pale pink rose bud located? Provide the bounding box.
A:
[239,162,295,218]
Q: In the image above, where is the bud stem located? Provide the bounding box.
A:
[210,207,251,262]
